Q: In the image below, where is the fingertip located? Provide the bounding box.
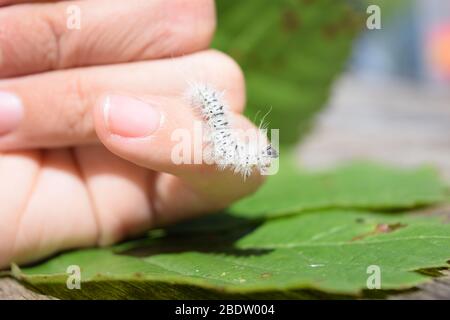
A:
[93,93,172,172]
[94,94,162,139]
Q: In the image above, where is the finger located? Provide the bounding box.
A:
[0,0,215,77]
[73,145,156,246]
[92,93,265,223]
[0,150,40,268]
[0,146,153,267]
[9,149,98,266]
[93,93,252,176]
[0,50,246,149]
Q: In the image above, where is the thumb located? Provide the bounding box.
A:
[93,93,265,189]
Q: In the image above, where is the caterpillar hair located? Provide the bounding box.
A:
[187,82,278,179]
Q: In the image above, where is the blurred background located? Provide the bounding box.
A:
[213,0,450,180]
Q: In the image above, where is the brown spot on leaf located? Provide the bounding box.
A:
[260,272,272,279]
[322,10,365,40]
[322,23,339,39]
[377,223,406,233]
[351,223,407,241]
[282,10,301,32]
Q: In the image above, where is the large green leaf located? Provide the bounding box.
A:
[230,158,447,219]
[213,0,363,144]
[9,162,448,299]
[12,210,450,299]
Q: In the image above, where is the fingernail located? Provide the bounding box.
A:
[0,92,23,136]
[103,95,161,138]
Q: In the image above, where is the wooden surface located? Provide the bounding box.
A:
[1,75,449,300]
[0,278,51,300]
[298,76,450,180]
[392,270,450,300]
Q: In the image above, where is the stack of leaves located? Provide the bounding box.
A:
[9,156,450,299]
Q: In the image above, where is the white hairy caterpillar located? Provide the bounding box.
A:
[187,82,278,179]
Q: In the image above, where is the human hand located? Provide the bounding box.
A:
[0,0,264,268]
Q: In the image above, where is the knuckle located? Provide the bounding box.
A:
[0,15,15,70]
[0,11,56,74]
[0,8,62,71]
[164,0,216,52]
[0,13,16,47]
[40,8,64,69]
[62,74,93,139]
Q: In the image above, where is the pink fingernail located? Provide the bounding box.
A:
[0,91,23,136]
[103,95,161,138]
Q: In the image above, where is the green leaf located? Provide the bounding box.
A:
[213,0,364,144]
[230,158,447,219]
[13,210,450,299]
[10,162,448,298]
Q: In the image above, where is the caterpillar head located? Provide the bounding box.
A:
[263,144,278,159]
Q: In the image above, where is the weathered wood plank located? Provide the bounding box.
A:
[391,271,450,300]
[298,76,450,180]
[0,278,52,300]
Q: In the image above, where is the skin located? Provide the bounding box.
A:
[0,0,264,268]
